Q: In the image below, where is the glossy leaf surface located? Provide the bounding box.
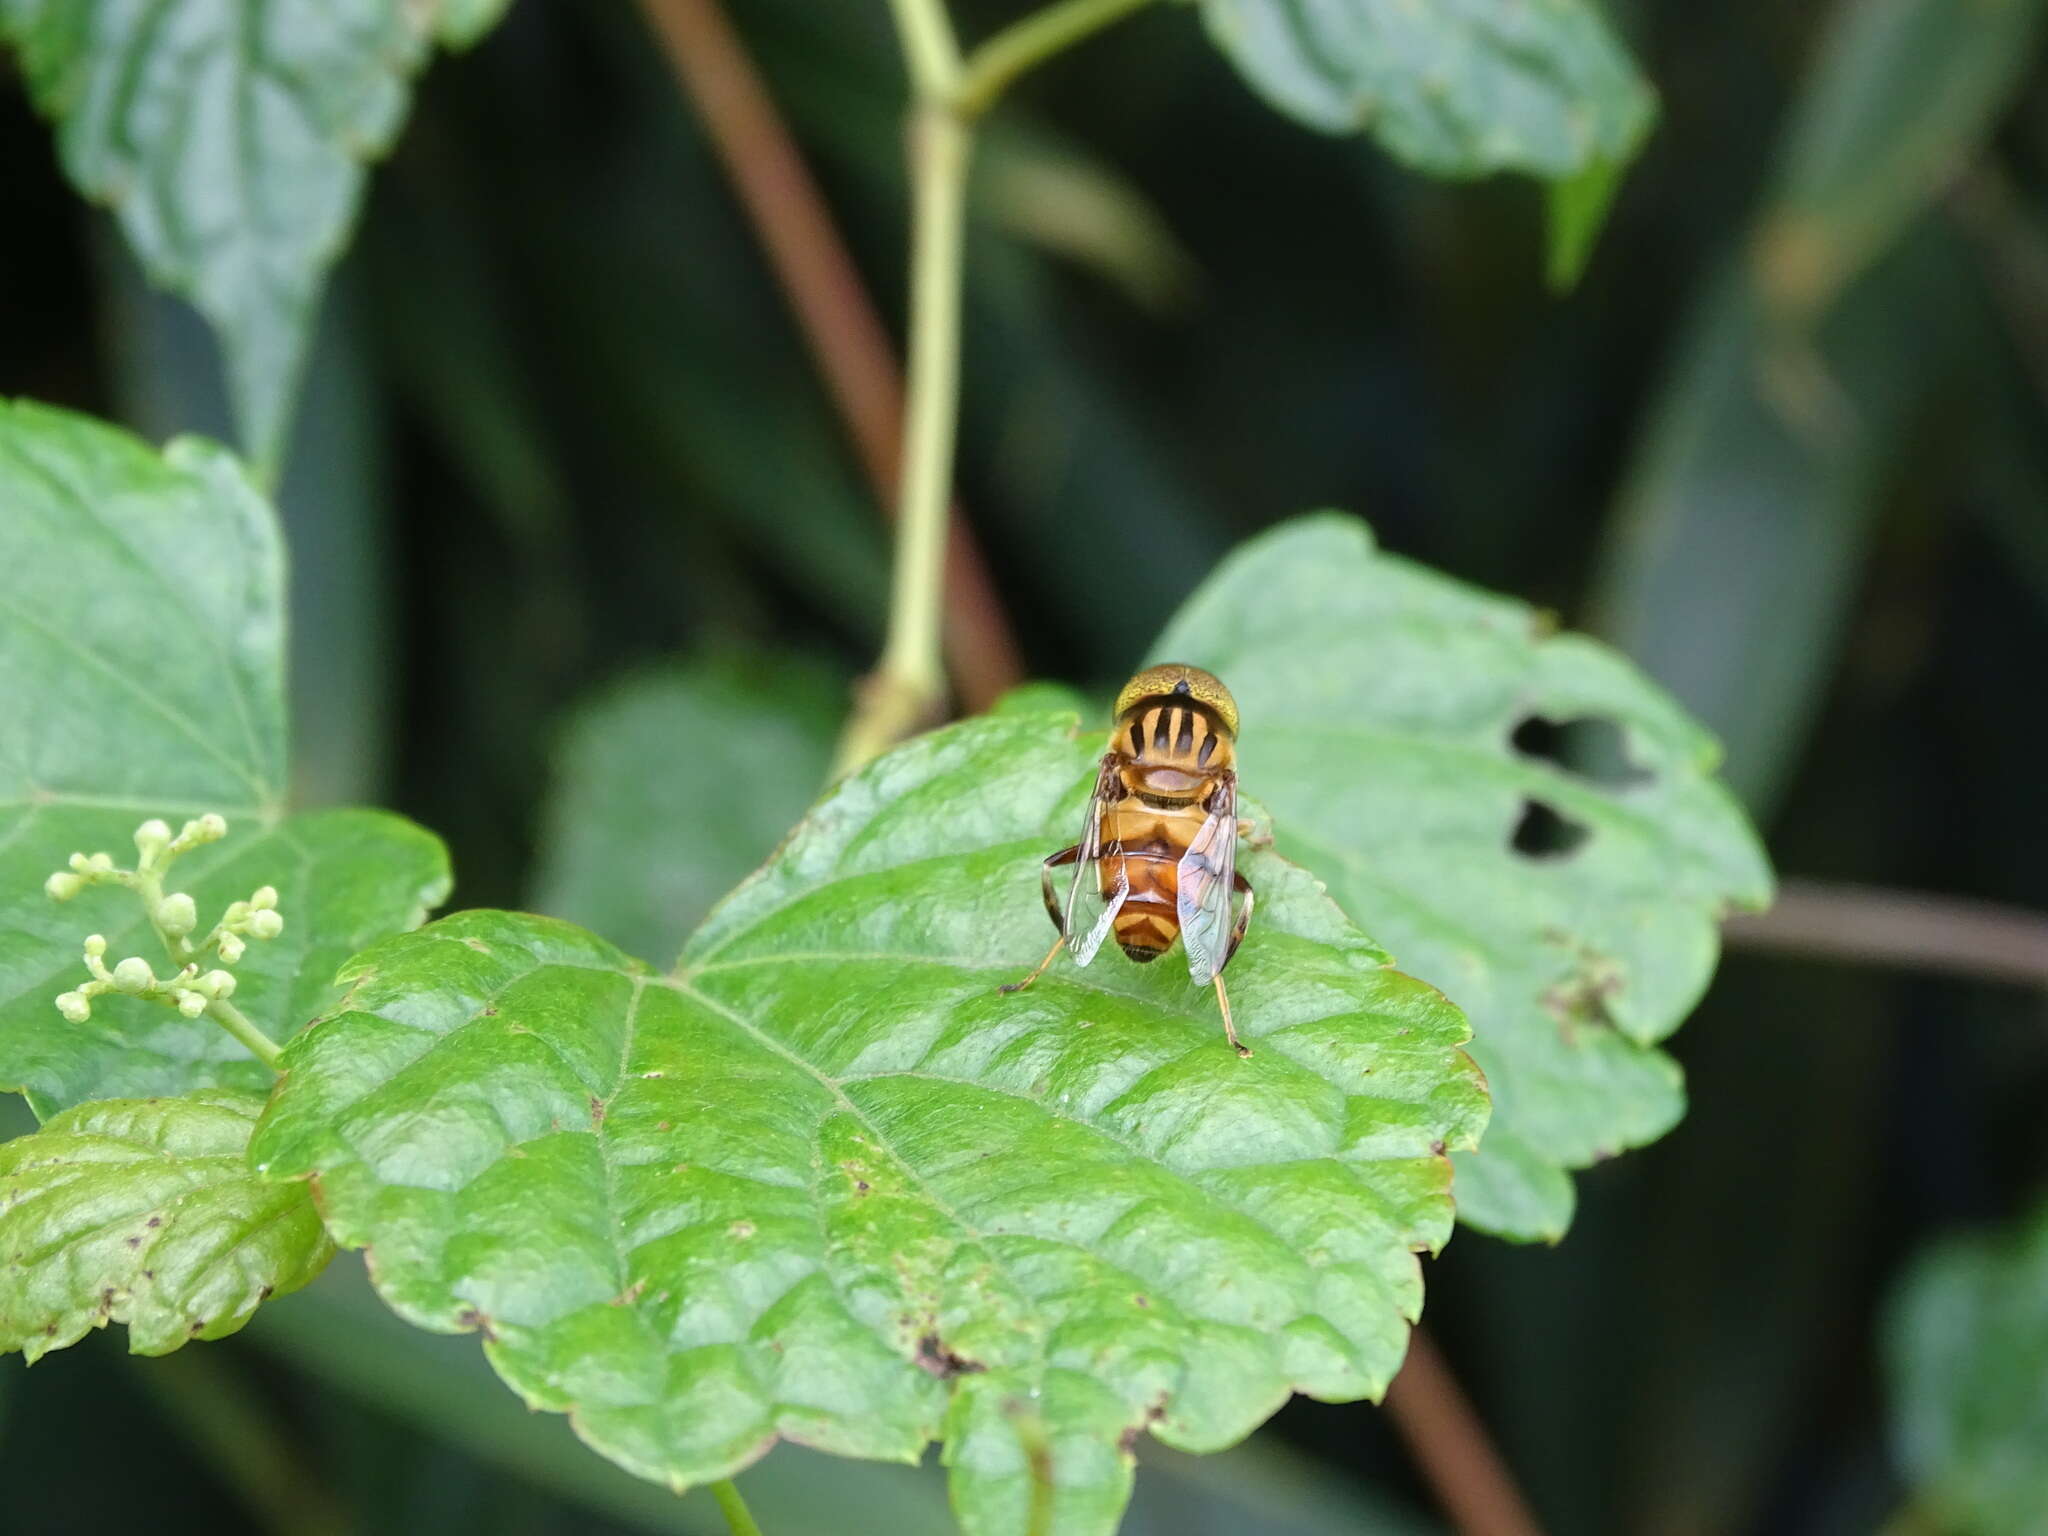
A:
[253,714,1488,1534]
[1151,514,1771,1239]
[0,401,450,1116]
[0,1089,330,1360]
[0,1,512,469]
[1885,1204,2048,1535]
[1198,0,1654,182]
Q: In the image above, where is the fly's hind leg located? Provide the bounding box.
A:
[1001,846,1080,995]
[1214,873,1256,1057]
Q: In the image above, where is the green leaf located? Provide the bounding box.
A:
[253,713,1488,1534]
[1149,513,1771,1240]
[0,1089,331,1361]
[0,400,451,1117]
[0,0,514,472]
[1197,0,1655,182]
[1885,1203,2048,1535]
[1753,0,2046,322]
[531,658,842,966]
[1545,153,1627,291]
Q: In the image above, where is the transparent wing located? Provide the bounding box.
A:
[1063,754,1128,967]
[1177,773,1239,985]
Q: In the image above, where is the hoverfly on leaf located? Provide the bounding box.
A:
[1002,664,1255,1056]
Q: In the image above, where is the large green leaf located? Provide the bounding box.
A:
[530,658,841,965]
[0,1089,330,1360]
[0,1,513,472]
[1197,0,1655,182]
[1885,1203,2048,1535]
[0,400,450,1117]
[252,713,1488,1535]
[1150,514,1771,1239]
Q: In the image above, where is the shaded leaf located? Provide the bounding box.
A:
[530,656,841,965]
[253,714,1487,1534]
[0,0,515,471]
[1885,1203,2048,1535]
[1198,0,1654,182]
[1150,513,1770,1239]
[0,401,450,1116]
[0,1089,331,1360]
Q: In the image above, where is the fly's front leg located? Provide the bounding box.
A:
[1002,845,1080,995]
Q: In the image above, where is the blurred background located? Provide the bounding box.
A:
[3,0,2046,1532]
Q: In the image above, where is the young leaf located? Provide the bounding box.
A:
[531,658,841,965]
[1885,1203,2048,1535]
[0,401,450,1117]
[1197,0,1655,183]
[0,1089,331,1361]
[1149,514,1771,1240]
[0,1,514,472]
[252,714,1488,1534]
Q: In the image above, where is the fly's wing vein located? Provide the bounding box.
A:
[1064,754,1125,967]
[1177,773,1238,984]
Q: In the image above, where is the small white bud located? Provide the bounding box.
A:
[200,970,237,999]
[44,872,83,901]
[55,992,92,1023]
[155,892,198,936]
[83,934,107,958]
[174,990,208,1018]
[217,933,246,964]
[223,900,250,926]
[133,819,172,858]
[194,813,228,841]
[86,853,116,874]
[250,886,278,912]
[247,909,283,941]
[111,957,156,994]
[67,852,91,873]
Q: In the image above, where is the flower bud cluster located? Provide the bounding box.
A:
[42,815,281,1027]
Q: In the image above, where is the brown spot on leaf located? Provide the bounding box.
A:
[1430,1140,1446,1155]
[482,1006,499,1017]
[455,1307,500,1342]
[611,1279,648,1307]
[590,1096,607,1126]
[657,1121,672,1133]
[146,1216,161,1229]
[915,1334,986,1380]
[855,1180,871,1195]
[1133,1294,1150,1309]
[125,1236,140,1248]
[1118,1395,1169,1455]
[462,937,491,954]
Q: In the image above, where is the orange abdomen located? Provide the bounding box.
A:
[1102,804,1201,963]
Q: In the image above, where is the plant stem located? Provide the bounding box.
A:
[209,997,284,1069]
[1722,878,2048,989]
[953,0,1160,117]
[709,1478,766,1536]
[1382,1327,1547,1536]
[635,0,1023,711]
[885,0,962,98]
[833,98,972,776]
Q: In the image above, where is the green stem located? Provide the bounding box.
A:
[884,0,962,98]
[953,0,1160,117]
[833,98,973,777]
[208,997,284,1070]
[709,1478,766,1536]
[835,0,1152,776]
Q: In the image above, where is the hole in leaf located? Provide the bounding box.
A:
[1511,715,1654,788]
[1510,799,1590,860]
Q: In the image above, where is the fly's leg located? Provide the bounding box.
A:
[1000,935,1067,995]
[1213,974,1250,1057]
[1212,873,1256,1055]
[1002,846,1080,995]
